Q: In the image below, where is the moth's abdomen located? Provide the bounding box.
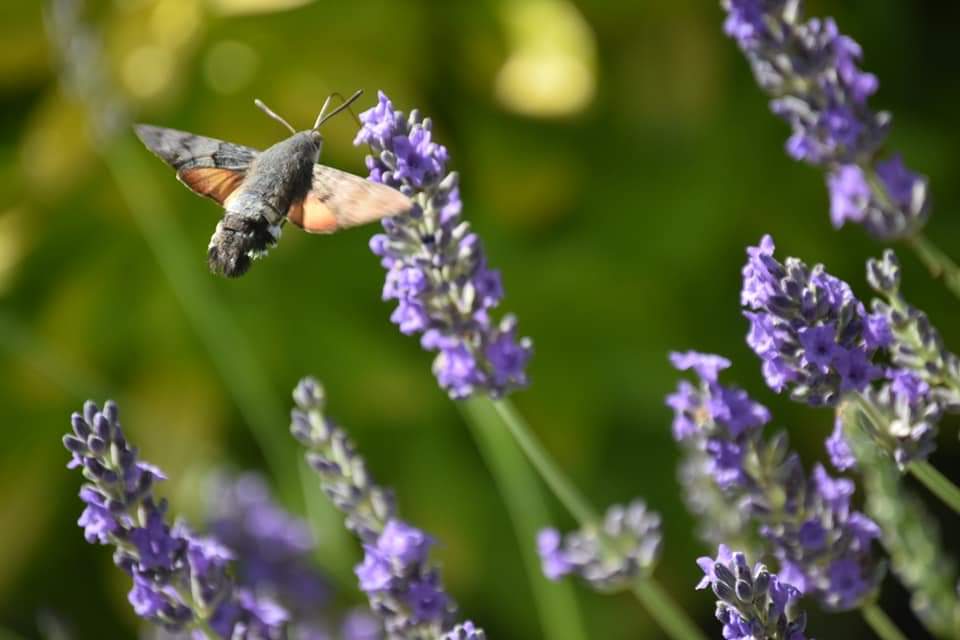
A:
[207,213,281,278]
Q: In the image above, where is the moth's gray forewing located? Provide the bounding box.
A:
[287,164,413,234]
[133,125,261,206]
[134,125,259,172]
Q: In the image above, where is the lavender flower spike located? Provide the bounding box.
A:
[536,499,662,592]
[63,400,286,638]
[696,545,809,640]
[722,0,930,238]
[742,234,886,406]
[355,91,532,399]
[669,354,884,611]
[291,377,483,639]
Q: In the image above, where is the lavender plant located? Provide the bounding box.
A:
[355,92,531,400]
[290,376,480,640]
[696,545,809,640]
[536,500,663,591]
[721,0,960,298]
[668,352,885,614]
[354,92,703,640]
[63,401,287,638]
[866,251,960,412]
[741,234,886,406]
[740,235,960,512]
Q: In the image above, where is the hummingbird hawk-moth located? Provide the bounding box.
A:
[134,90,412,278]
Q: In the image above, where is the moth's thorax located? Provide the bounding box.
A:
[226,130,321,224]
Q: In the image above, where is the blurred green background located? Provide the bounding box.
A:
[2,0,960,637]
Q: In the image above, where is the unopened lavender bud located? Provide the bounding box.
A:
[83,400,98,425]
[72,413,91,438]
[866,250,901,294]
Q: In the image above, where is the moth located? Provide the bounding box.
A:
[134,90,412,277]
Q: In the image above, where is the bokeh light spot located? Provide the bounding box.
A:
[122,45,176,99]
[204,40,259,94]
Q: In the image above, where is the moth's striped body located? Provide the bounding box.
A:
[134,116,411,278]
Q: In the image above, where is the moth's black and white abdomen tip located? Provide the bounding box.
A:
[208,243,251,278]
[206,214,278,278]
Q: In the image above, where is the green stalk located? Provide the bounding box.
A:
[465,396,707,640]
[908,461,960,517]
[907,234,960,301]
[853,395,960,515]
[845,412,960,638]
[862,604,909,640]
[491,398,598,525]
[460,397,588,640]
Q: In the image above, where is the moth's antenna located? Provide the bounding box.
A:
[254,98,296,134]
[313,89,364,129]
[325,91,363,127]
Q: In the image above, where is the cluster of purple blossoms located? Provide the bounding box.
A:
[722,0,930,238]
[696,545,808,640]
[356,520,453,635]
[354,91,532,399]
[668,352,884,611]
[667,351,771,489]
[764,464,884,611]
[291,377,482,639]
[742,234,888,406]
[809,249,960,469]
[536,500,662,592]
[63,401,286,638]
[207,472,383,639]
[867,251,960,413]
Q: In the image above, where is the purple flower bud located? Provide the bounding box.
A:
[696,545,809,640]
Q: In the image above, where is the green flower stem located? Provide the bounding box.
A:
[907,234,960,301]
[632,577,708,640]
[460,397,588,640]
[491,398,599,526]
[853,394,960,515]
[862,603,909,640]
[466,396,706,640]
[845,414,960,638]
[908,461,960,517]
